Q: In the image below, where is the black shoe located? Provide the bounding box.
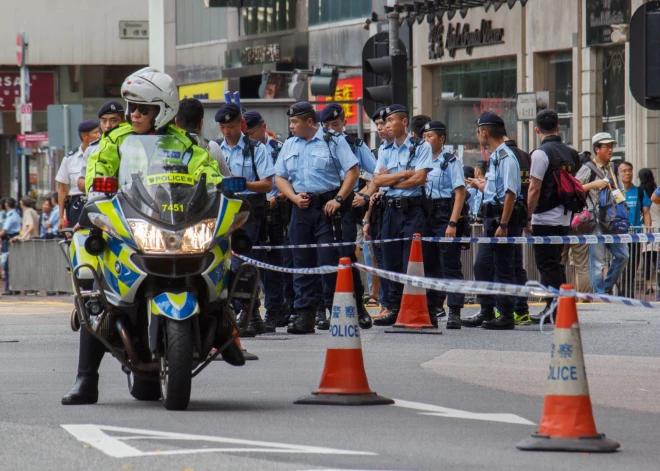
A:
[446,308,461,329]
[288,309,316,334]
[1,291,17,296]
[250,312,265,336]
[263,311,278,333]
[437,306,447,318]
[358,304,373,330]
[482,314,515,330]
[221,341,246,366]
[62,375,99,405]
[316,306,330,330]
[429,310,438,328]
[373,309,398,326]
[276,304,292,328]
[530,304,555,325]
[461,306,495,327]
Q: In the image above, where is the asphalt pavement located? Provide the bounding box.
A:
[1,296,659,470]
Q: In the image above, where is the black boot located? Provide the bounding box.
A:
[221,340,246,366]
[437,306,447,318]
[62,328,105,405]
[373,309,398,326]
[61,375,99,405]
[276,303,291,328]
[316,305,330,330]
[429,310,438,327]
[482,312,515,330]
[446,307,461,329]
[288,309,316,334]
[263,311,278,333]
[461,306,495,327]
[358,304,373,329]
[530,303,555,325]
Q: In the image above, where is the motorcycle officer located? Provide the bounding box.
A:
[63,67,224,406]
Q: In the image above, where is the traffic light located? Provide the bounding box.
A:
[310,67,339,97]
[629,1,660,110]
[363,54,407,105]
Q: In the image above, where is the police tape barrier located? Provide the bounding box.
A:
[517,285,620,453]
[385,234,440,334]
[251,237,411,250]
[294,257,394,406]
[232,253,339,275]
[423,232,660,245]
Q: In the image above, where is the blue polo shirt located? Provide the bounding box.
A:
[374,134,433,198]
[220,133,275,195]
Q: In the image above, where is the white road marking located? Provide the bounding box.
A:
[392,399,535,425]
[61,424,377,458]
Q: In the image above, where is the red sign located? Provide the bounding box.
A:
[16,33,23,67]
[17,133,48,143]
[0,71,54,112]
[316,77,364,126]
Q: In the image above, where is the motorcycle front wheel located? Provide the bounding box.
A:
[159,318,193,410]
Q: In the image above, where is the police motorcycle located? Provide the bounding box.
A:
[63,134,259,410]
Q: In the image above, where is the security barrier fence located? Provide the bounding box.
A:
[4,227,660,301]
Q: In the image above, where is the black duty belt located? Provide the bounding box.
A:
[483,203,503,218]
[385,196,424,209]
[306,190,339,207]
[432,198,453,210]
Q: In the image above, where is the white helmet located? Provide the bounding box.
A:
[121,67,178,130]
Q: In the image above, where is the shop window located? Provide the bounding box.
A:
[538,51,573,146]
[241,0,296,36]
[82,66,145,98]
[308,0,371,27]
[602,46,625,156]
[176,0,228,46]
[432,57,517,165]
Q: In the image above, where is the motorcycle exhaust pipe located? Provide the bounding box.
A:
[115,318,141,367]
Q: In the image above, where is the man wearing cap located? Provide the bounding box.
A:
[318,103,377,330]
[244,110,292,332]
[525,109,581,323]
[77,101,127,193]
[421,120,466,329]
[176,98,231,177]
[215,103,275,336]
[274,102,361,334]
[462,112,521,330]
[371,105,434,326]
[56,120,101,231]
[575,132,629,294]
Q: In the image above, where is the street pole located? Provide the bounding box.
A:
[357,98,364,139]
[388,12,401,56]
[19,32,28,197]
[63,105,70,154]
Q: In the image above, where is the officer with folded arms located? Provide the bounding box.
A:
[215,103,275,336]
[243,110,291,332]
[275,102,362,334]
[318,103,376,330]
[462,112,521,330]
[372,105,433,326]
[421,120,466,329]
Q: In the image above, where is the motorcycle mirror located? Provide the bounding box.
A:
[230,229,252,255]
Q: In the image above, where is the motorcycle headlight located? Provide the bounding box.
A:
[89,213,121,239]
[128,219,216,254]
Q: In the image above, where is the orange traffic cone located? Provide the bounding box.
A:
[385,233,441,334]
[517,285,619,452]
[295,258,393,406]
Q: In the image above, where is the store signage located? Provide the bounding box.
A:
[586,0,628,46]
[17,133,48,148]
[516,93,537,122]
[0,71,54,112]
[119,21,149,39]
[178,80,228,100]
[225,44,280,68]
[315,77,363,126]
[429,20,504,60]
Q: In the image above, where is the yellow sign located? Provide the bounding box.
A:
[146,173,194,186]
[178,80,228,100]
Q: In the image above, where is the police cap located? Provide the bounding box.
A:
[78,120,100,133]
[243,110,264,130]
[476,112,505,128]
[383,104,408,118]
[319,103,344,122]
[287,102,314,117]
[214,103,242,123]
[372,106,387,123]
[422,120,447,133]
[97,101,124,118]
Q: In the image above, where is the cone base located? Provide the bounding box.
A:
[385,325,442,334]
[294,392,395,406]
[516,433,620,453]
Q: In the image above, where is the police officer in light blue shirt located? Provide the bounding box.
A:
[275,102,367,334]
[215,103,275,337]
[420,120,466,329]
[0,198,21,295]
[243,110,291,333]
[318,103,377,330]
[371,105,434,327]
[463,112,521,331]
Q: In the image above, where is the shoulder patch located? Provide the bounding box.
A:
[249,138,261,147]
[64,147,79,157]
[412,136,425,146]
[498,148,509,159]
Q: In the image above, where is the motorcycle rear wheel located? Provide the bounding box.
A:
[159,319,193,410]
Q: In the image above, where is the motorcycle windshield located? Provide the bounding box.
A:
[117,134,213,225]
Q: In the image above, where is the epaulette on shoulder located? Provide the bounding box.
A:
[411,136,425,146]
[64,147,79,158]
[344,134,364,147]
[249,138,261,147]
[89,137,101,146]
[325,128,341,138]
[498,148,509,158]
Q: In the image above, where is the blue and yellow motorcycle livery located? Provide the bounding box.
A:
[67,134,259,411]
